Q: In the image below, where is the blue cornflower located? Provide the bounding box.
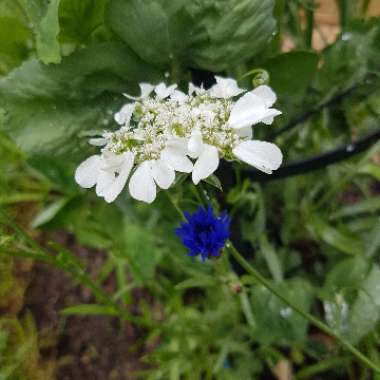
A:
[175,205,231,261]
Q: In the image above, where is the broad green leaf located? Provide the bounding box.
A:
[17,0,62,64]
[35,0,61,63]
[0,42,160,100]
[251,279,313,345]
[0,42,160,158]
[346,265,380,343]
[324,256,370,293]
[59,0,109,44]
[106,0,189,67]
[262,51,319,100]
[323,260,380,343]
[0,17,31,75]
[186,0,277,71]
[315,20,380,96]
[0,95,117,159]
[107,0,276,71]
[61,304,119,316]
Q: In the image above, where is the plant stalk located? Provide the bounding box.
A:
[227,241,380,374]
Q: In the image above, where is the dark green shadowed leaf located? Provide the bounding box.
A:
[186,0,277,71]
[106,0,190,67]
[106,0,276,71]
[262,51,319,100]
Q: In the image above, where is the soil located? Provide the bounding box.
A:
[23,231,153,380]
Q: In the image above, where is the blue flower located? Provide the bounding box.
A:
[175,205,231,261]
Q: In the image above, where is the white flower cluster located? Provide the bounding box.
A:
[75,76,283,203]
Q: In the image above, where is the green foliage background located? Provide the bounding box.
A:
[0,0,380,379]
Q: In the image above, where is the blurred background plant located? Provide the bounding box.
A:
[0,0,379,379]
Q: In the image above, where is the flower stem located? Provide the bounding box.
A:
[227,241,380,374]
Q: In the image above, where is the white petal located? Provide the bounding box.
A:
[101,152,126,171]
[75,155,101,189]
[209,76,246,99]
[171,90,187,102]
[96,170,114,197]
[192,144,219,185]
[151,159,175,189]
[251,85,277,107]
[188,82,204,96]
[114,103,135,125]
[187,130,204,158]
[235,126,253,139]
[155,83,177,99]
[228,92,266,129]
[261,108,282,125]
[102,152,135,203]
[161,146,193,173]
[233,140,283,174]
[123,83,154,100]
[139,83,155,98]
[89,137,107,146]
[129,162,157,203]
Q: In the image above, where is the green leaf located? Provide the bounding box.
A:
[106,0,189,67]
[251,279,313,345]
[308,216,364,256]
[315,20,380,96]
[0,42,160,100]
[0,42,160,159]
[358,163,380,181]
[186,0,277,71]
[61,304,119,316]
[259,236,283,283]
[175,275,217,290]
[30,197,71,228]
[330,198,380,220]
[262,51,319,100]
[324,256,370,293]
[0,17,31,75]
[1,95,116,159]
[28,154,78,190]
[346,265,380,344]
[366,221,380,259]
[107,0,276,71]
[203,174,223,191]
[35,0,61,63]
[117,222,161,283]
[59,0,109,44]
